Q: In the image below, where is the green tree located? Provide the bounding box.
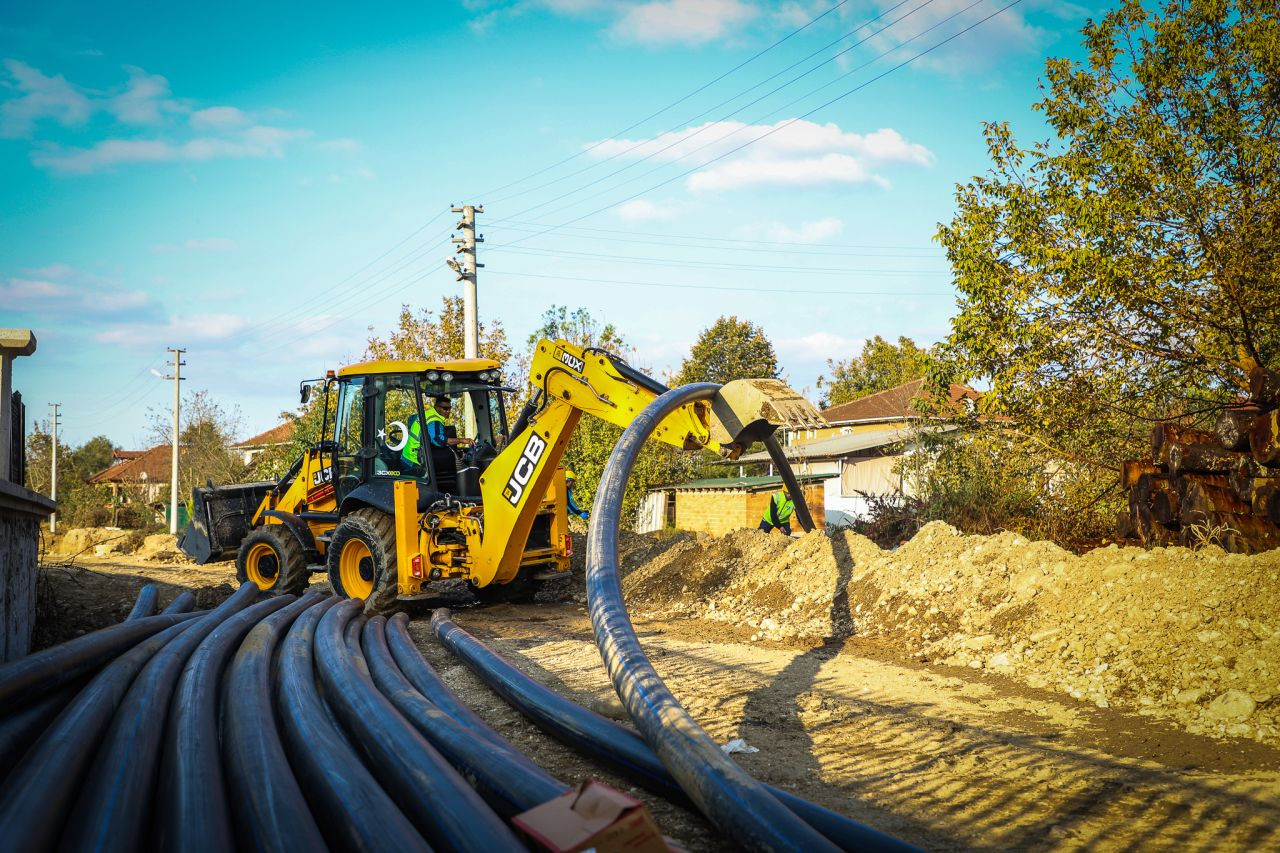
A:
[818,335,929,407]
[149,391,248,507]
[24,427,119,528]
[673,316,779,386]
[935,0,1280,472]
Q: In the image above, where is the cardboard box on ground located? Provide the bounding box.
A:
[514,780,669,853]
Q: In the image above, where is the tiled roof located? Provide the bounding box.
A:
[90,445,171,484]
[821,379,978,423]
[234,421,295,448]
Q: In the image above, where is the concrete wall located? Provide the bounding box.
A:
[0,479,56,660]
[675,484,826,536]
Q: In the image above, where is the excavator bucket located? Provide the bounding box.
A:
[710,378,827,457]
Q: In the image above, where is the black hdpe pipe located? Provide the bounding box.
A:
[765,433,816,532]
[163,591,197,614]
[274,598,430,852]
[587,382,844,852]
[0,681,84,787]
[430,610,916,852]
[315,601,520,852]
[0,618,198,850]
[155,594,296,852]
[0,611,201,710]
[62,582,262,851]
[222,594,328,853]
[364,616,568,817]
[126,585,160,620]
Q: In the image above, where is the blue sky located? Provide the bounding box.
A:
[2,0,1098,448]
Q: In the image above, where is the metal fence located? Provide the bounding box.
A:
[10,391,25,486]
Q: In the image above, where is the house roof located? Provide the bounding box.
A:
[90,445,171,484]
[821,379,978,424]
[234,421,296,448]
[110,449,144,463]
[668,473,835,493]
[734,423,959,463]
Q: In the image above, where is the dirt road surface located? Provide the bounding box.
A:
[33,546,1280,852]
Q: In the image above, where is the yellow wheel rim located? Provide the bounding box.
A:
[339,538,375,600]
[245,542,279,589]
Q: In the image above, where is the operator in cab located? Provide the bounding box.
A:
[402,395,474,470]
[758,488,794,535]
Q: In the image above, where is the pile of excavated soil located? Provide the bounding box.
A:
[620,522,1280,747]
[46,527,191,563]
[134,533,191,563]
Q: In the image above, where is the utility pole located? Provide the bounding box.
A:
[449,204,484,359]
[49,402,60,534]
[166,348,186,535]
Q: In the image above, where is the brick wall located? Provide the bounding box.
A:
[675,484,826,536]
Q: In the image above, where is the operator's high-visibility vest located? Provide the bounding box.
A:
[762,491,794,526]
[402,407,446,466]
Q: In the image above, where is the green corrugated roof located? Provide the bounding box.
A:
[667,473,835,492]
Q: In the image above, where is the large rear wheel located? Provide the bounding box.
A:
[326,508,399,616]
[236,527,309,596]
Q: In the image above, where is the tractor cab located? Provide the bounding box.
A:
[329,358,510,508]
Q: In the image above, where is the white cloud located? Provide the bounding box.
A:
[591,119,934,192]
[864,0,1045,74]
[34,125,311,173]
[108,66,175,124]
[611,0,758,45]
[189,105,249,129]
[615,198,676,222]
[1,269,151,318]
[763,217,844,243]
[96,313,249,346]
[0,59,92,138]
[21,262,76,279]
[776,331,864,363]
[315,137,361,153]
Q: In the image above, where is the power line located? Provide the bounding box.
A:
[490,0,1026,253]
[484,269,953,297]
[474,0,853,201]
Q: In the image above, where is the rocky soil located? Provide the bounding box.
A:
[616,523,1280,749]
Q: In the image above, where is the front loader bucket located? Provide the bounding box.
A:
[710,378,827,456]
[179,481,275,564]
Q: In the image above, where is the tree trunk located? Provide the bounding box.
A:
[1249,366,1280,405]
[1250,409,1280,466]
[1166,441,1242,477]
[1230,455,1263,501]
[1151,488,1180,525]
[1133,472,1166,505]
[1179,479,1251,526]
[1121,460,1159,489]
[1216,406,1262,451]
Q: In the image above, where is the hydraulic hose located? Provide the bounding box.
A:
[0,619,198,850]
[588,381,838,852]
[126,584,160,620]
[314,601,519,852]
[765,433,816,532]
[155,594,296,852]
[221,594,328,853]
[274,597,429,851]
[364,616,568,817]
[163,591,198,614]
[430,610,917,852]
[63,582,263,851]
[0,611,201,710]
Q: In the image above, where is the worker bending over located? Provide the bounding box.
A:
[758,489,794,535]
[565,470,589,520]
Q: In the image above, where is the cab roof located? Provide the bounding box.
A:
[336,358,501,377]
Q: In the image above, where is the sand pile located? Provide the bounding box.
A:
[136,533,190,563]
[620,522,1280,746]
[49,527,134,556]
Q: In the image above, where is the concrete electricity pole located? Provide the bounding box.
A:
[166,348,186,535]
[449,204,484,359]
[49,402,60,534]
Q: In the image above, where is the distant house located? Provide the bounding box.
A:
[233,422,295,466]
[637,474,831,536]
[88,445,173,523]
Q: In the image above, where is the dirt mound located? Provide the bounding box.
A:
[49,527,135,557]
[620,521,1280,747]
[136,533,191,563]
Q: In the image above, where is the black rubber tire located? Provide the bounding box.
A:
[235,526,309,596]
[326,508,399,616]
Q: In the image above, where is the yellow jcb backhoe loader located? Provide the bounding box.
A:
[179,338,823,613]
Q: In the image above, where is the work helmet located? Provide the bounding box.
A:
[565,469,576,482]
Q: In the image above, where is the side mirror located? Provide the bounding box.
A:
[300,385,312,405]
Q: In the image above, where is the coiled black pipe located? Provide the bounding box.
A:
[588,382,837,852]
[0,611,200,710]
[274,597,429,851]
[163,591,197,614]
[221,594,328,853]
[363,615,568,817]
[126,585,160,620]
[429,609,917,852]
[315,600,519,851]
[62,582,262,851]
[0,618,198,850]
[155,594,296,852]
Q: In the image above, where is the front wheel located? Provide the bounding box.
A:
[236,527,309,595]
[326,508,399,616]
